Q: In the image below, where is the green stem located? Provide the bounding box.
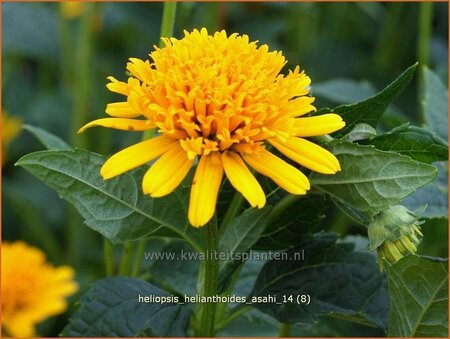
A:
[66,3,97,267]
[72,2,95,148]
[279,323,291,337]
[103,238,114,276]
[142,1,177,141]
[159,1,177,43]
[417,2,433,124]
[417,2,433,68]
[198,217,219,337]
[131,239,148,277]
[119,242,134,276]
[58,5,74,88]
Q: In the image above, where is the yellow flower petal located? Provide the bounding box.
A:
[270,137,340,174]
[6,314,36,338]
[294,113,345,136]
[127,58,153,83]
[243,149,309,195]
[285,96,316,117]
[222,151,265,208]
[142,143,194,197]
[100,136,174,179]
[188,152,223,227]
[106,76,129,96]
[105,102,141,118]
[78,118,155,133]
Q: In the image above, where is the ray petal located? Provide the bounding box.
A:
[243,149,309,195]
[100,136,174,179]
[188,152,223,227]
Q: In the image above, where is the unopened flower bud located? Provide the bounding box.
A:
[368,205,424,270]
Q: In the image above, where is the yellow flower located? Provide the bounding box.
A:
[80,28,345,227]
[2,111,22,165]
[1,242,78,337]
[59,2,84,19]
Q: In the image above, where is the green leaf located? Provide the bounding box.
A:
[312,78,377,104]
[150,241,199,296]
[332,199,371,226]
[402,161,448,219]
[61,277,191,337]
[233,258,267,297]
[370,124,448,164]
[329,63,417,136]
[219,260,279,336]
[219,208,272,263]
[250,233,389,329]
[386,255,448,337]
[255,195,330,250]
[342,123,377,142]
[23,125,71,150]
[422,66,448,141]
[310,141,437,216]
[218,207,272,288]
[290,316,384,337]
[15,149,205,251]
[218,309,280,337]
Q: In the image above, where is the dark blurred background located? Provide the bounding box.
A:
[2,2,448,337]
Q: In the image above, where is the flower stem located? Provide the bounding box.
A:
[119,242,134,276]
[417,2,433,124]
[65,3,97,267]
[159,1,177,44]
[72,2,95,149]
[417,2,433,68]
[103,238,114,276]
[279,323,291,337]
[198,217,219,337]
[131,239,148,277]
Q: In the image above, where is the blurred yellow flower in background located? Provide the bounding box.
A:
[59,1,84,19]
[1,242,78,338]
[80,28,345,227]
[2,111,22,165]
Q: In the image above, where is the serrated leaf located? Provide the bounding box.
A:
[312,78,377,104]
[327,63,417,136]
[370,124,448,164]
[386,255,448,337]
[310,141,437,216]
[61,277,191,337]
[16,149,205,251]
[250,233,389,329]
[402,161,448,219]
[422,66,448,141]
[23,124,71,150]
